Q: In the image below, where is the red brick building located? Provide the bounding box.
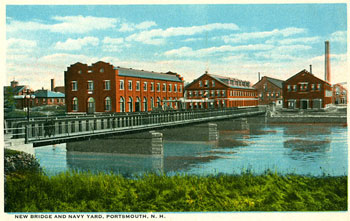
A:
[33,89,65,106]
[184,72,258,109]
[282,69,333,109]
[333,83,347,105]
[4,80,34,109]
[65,61,184,113]
[252,76,284,106]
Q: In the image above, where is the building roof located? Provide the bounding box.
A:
[115,67,183,82]
[4,85,25,95]
[34,90,65,98]
[208,74,255,90]
[285,69,332,86]
[253,76,284,88]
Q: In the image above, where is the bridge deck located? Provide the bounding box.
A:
[6,107,265,147]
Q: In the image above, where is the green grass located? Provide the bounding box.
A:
[5,170,347,212]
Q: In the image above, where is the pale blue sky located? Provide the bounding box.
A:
[6,4,347,90]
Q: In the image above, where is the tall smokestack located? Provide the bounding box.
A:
[309,65,312,74]
[325,41,331,83]
[258,72,260,81]
[51,78,55,91]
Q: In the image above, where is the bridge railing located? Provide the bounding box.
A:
[9,107,261,143]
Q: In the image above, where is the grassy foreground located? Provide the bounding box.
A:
[5,171,347,212]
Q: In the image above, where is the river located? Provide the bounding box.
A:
[35,117,348,177]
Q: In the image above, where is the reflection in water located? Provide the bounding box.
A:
[35,117,348,177]
[66,151,164,176]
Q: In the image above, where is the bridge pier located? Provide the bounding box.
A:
[66,130,163,155]
[161,122,218,142]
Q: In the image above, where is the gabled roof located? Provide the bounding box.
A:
[115,67,183,82]
[253,76,284,88]
[185,72,254,90]
[4,85,25,95]
[285,69,331,86]
[34,90,65,98]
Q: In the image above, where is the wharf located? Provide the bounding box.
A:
[267,107,347,124]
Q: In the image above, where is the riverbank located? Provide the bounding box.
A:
[5,149,347,212]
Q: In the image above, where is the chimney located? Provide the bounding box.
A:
[51,78,55,91]
[325,41,331,83]
[309,65,312,74]
[258,72,260,81]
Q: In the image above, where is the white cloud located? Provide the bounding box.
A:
[120,21,157,32]
[7,38,37,54]
[182,37,204,42]
[127,23,239,45]
[102,37,128,52]
[330,31,346,43]
[54,37,99,51]
[7,16,119,34]
[269,36,320,45]
[222,27,306,44]
[164,44,274,58]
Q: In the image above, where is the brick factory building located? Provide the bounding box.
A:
[184,71,258,109]
[252,76,284,107]
[65,61,184,113]
[33,89,65,106]
[333,83,347,105]
[282,69,333,109]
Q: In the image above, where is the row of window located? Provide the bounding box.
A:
[76,68,105,74]
[72,96,180,112]
[259,92,280,98]
[287,83,321,92]
[71,80,110,92]
[187,90,256,98]
[119,80,182,93]
[71,80,183,93]
[36,98,65,103]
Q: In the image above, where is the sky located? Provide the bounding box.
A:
[5,4,348,90]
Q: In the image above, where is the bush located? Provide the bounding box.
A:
[4,171,347,212]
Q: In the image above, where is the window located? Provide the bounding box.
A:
[151,82,154,91]
[87,81,94,93]
[143,82,148,91]
[105,97,111,111]
[128,80,132,91]
[104,80,111,90]
[211,90,214,97]
[150,97,154,109]
[78,70,82,74]
[162,83,166,92]
[194,91,198,97]
[100,68,104,73]
[143,97,148,111]
[174,84,177,92]
[222,90,226,97]
[157,97,161,107]
[300,83,308,91]
[287,85,291,92]
[168,84,172,92]
[317,84,321,91]
[128,97,133,112]
[212,80,215,87]
[136,81,140,91]
[293,85,297,92]
[87,97,95,113]
[199,81,203,87]
[188,91,192,97]
[120,80,124,90]
[72,97,78,111]
[179,85,183,93]
[119,97,125,112]
[204,80,209,87]
[311,84,315,91]
[71,81,78,91]
[157,83,160,92]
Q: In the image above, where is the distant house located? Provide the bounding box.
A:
[33,89,65,106]
[185,71,258,109]
[333,83,347,105]
[252,76,284,107]
[4,80,33,109]
[282,69,332,109]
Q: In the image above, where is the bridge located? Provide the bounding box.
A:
[5,107,265,147]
